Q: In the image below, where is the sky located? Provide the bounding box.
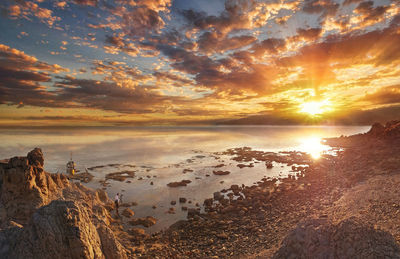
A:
[0,0,399,126]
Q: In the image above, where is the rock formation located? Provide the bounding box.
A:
[0,148,128,259]
[272,217,400,258]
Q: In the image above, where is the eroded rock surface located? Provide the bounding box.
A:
[272,217,400,259]
[0,148,128,259]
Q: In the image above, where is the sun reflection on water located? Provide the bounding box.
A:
[299,137,328,159]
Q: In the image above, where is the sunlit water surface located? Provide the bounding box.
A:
[0,126,369,232]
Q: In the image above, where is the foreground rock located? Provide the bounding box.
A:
[0,148,128,259]
[273,217,400,258]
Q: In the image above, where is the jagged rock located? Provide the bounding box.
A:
[27,147,44,168]
[0,149,128,259]
[0,200,127,259]
[272,217,400,259]
[0,150,70,224]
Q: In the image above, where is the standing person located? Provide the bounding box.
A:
[114,193,120,215]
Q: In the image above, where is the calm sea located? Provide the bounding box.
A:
[0,125,369,232]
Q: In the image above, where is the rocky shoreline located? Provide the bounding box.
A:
[1,120,400,258]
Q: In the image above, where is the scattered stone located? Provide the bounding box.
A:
[213,170,230,175]
[129,216,157,227]
[266,162,273,169]
[70,171,94,183]
[122,208,135,218]
[167,180,192,187]
[105,170,135,182]
[183,169,194,174]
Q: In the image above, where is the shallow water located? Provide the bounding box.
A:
[0,125,369,232]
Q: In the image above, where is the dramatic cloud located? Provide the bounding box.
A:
[0,0,400,125]
[361,85,400,105]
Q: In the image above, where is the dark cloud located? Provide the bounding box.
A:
[72,0,98,6]
[302,0,339,23]
[342,0,364,5]
[250,38,287,56]
[354,1,390,27]
[180,0,291,35]
[104,35,139,56]
[121,6,165,37]
[0,44,68,108]
[197,31,257,53]
[279,25,400,68]
[360,85,400,105]
[296,27,323,41]
[153,71,193,85]
[54,77,174,113]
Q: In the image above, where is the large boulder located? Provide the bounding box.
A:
[0,200,127,259]
[0,149,128,259]
[0,148,70,224]
[272,217,400,258]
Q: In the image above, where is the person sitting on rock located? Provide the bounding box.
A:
[114,193,120,214]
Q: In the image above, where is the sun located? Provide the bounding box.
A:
[299,100,332,116]
[299,137,328,159]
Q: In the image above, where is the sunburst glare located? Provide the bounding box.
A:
[299,137,328,159]
[299,100,332,116]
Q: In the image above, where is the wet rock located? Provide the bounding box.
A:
[214,164,225,168]
[266,162,273,169]
[183,169,194,174]
[167,180,192,187]
[237,163,254,168]
[70,171,94,183]
[129,216,157,227]
[122,208,135,218]
[213,170,230,175]
[105,170,135,182]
